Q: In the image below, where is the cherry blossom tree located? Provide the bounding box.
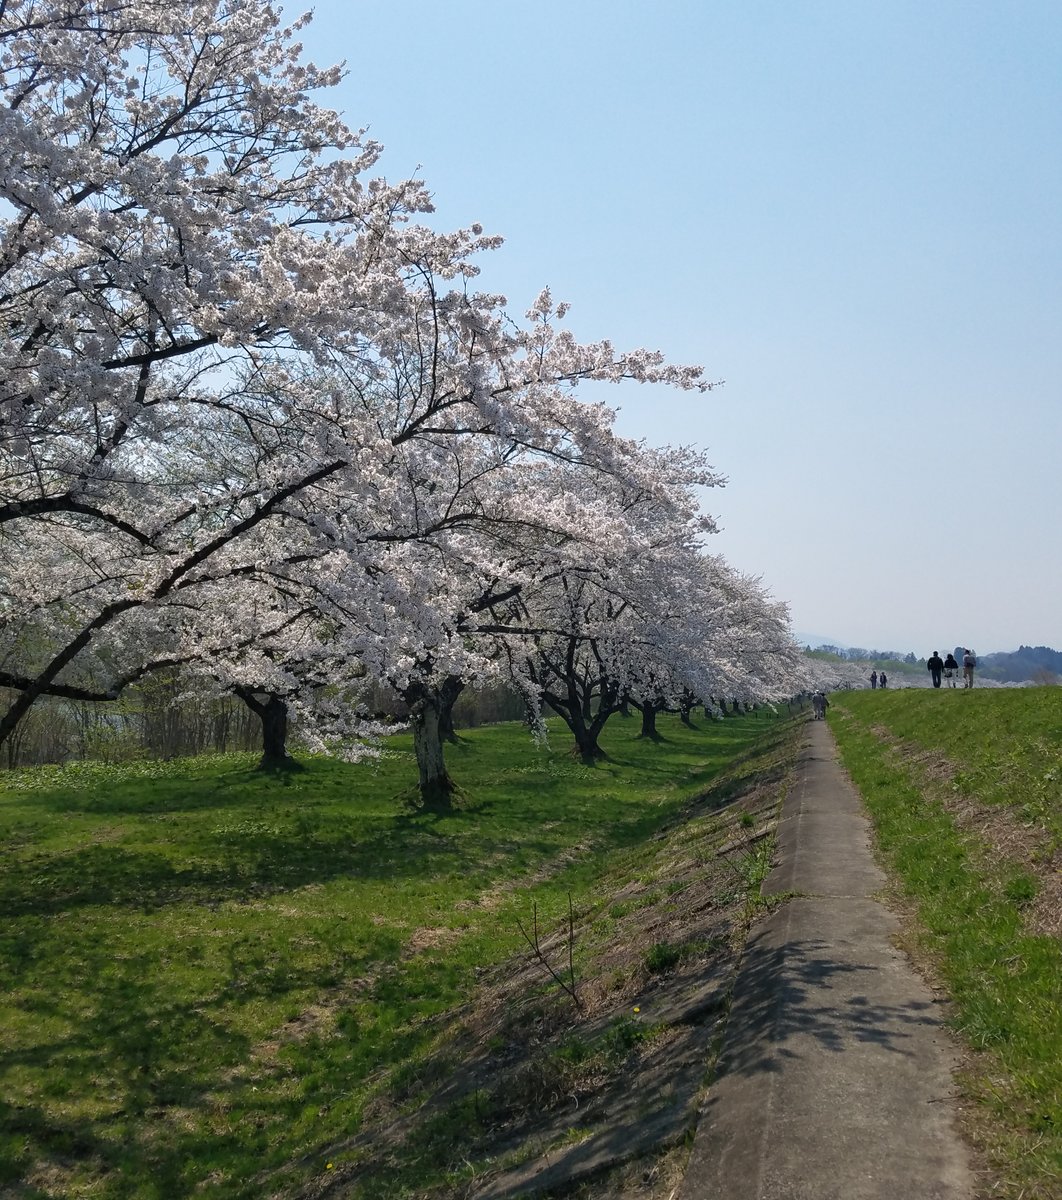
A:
[0,0,711,765]
[2,0,808,796]
[0,0,440,740]
[469,448,722,759]
[519,548,804,759]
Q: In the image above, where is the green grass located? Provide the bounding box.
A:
[837,686,1062,839]
[0,711,785,1199]
[829,689,1062,1198]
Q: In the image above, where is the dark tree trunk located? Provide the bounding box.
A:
[404,679,458,809]
[437,675,465,743]
[0,687,44,754]
[260,696,290,766]
[530,637,618,762]
[235,688,300,771]
[541,684,618,761]
[539,690,609,761]
[568,709,608,761]
[627,694,665,740]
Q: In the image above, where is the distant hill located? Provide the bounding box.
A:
[977,645,1062,683]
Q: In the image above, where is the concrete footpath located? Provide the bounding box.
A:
[679,719,976,1200]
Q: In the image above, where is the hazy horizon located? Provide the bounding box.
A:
[794,632,1047,658]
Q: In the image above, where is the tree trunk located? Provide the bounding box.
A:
[540,692,606,762]
[627,694,665,740]
[403,679,458,808]
[0,688,42,755]
[235,688,300,771]
[569,714,606,761]
[437,675,465,743]
[410,695,457,808]
[259,696,292,768]
[531,637,618,762]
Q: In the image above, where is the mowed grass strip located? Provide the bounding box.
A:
[829,689,1062,1199]
[0,710,783,1198]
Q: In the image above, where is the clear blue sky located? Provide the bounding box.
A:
[295,0,1062,656]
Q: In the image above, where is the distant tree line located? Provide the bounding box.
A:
[976,646,1062,684]
[0,676,531,770]
[808,643,1061,684]
[808,646,920,665]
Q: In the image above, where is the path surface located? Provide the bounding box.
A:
[679,719,977,1200]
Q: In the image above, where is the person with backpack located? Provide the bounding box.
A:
[962,649,977,688]
[927,651,944,688]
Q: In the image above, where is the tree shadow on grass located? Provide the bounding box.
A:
[0,719,798,920]
[0,796,650,918]
[14,766,306,817]
[0,961,308,1194]
[0,822,494,916]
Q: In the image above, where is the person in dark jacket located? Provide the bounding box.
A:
[943,652,959,687]
[927,651,944,688]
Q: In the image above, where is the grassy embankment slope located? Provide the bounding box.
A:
[0,709,800,1199]
[830,688,1062,1199]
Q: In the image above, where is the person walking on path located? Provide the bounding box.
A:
[869,670,878,689]
[962,648,977,688]
[879,671,887,689]
[927,651,944,688]
[943,652,959,687]
[811,691,829,720]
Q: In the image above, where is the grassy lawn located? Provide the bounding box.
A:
[829,688,1062,1199]
[0,710,790,1199]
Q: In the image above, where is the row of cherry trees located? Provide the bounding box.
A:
[0,0,849,802]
